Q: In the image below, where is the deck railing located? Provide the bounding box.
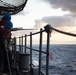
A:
[11,25,51,75]
[8,24,76,75]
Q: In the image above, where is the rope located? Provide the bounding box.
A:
[51,26,76,37]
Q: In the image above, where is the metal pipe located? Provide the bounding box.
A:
[25,34,27,53]
[39,29,43,75]
[46,32,50,75]
[30,32,32,68]
[19,37,21,52]
[22,36,23,52]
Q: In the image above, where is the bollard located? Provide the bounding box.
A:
[19,53,30,71]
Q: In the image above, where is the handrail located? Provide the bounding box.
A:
[9,24,76,75]
[26,46,47,54]
[15,29,45,39]
[45,24,76,37]
[11,26,51,75]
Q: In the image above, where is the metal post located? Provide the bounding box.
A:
[19,37,21,52]
[25,34,27,53]
[22,36,23,52]
[44,25,52,75]
[39,29,43,75]
[19,36,23,52]
[46,32,50,75]
[30,32,32,68]
[13,37,17,63]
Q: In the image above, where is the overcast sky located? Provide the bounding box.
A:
[11,0,76,44]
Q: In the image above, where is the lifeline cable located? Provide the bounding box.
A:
[45,24,76,37]
[50,27,76,37]
[51,27,76,37]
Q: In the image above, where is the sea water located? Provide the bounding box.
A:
[18,44,76,75]
[49,44,76,75]
[30,44,76,75]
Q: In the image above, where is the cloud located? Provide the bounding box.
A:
[43,0,76,13]
[34,20,47,29]
[33,0,76,32]
[34,15,75,29]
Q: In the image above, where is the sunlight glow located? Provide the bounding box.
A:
[11,0,75,44]
[12,0,70,29]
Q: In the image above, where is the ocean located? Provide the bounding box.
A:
[29,44,76,75]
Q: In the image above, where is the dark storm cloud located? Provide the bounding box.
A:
[43,0,76,13]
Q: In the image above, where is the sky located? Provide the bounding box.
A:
[11,0,76,44]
